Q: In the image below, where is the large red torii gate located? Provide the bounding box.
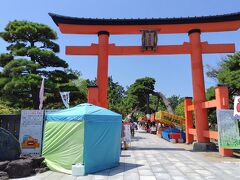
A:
[49,12,240,156]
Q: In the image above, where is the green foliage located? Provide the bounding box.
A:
[108,76,125,114]
[156,99,167,112]
[122,77,155,116]
[206,86,215,100]
[175,101,185,117]
[207,52,240,102]
[168,95,184,113]
[0,20,85,109]
[0,20,58,48]
[44,69,87,109]
[0,101,19,114]
[217,54,240,99]
[205,86,217,127]
[110,76,184,119]
[106,76,158,118]
[206,52,240,127]
[149,95,161,113]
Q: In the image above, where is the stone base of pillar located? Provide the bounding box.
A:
[193,142,217,152]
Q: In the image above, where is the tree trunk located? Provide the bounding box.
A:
[31,85,39,109]
[29,42,39,110]
[152,91,174,114]
[126,107,140,120]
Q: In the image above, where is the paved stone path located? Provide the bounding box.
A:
[13,131,240,180]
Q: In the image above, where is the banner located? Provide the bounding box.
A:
[19,110,44,154]
[60,92,70,108]
[39,77,45,110]
[217,109,240,149]
[234,96,240,119]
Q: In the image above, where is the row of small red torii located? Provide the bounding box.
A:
[50,12,240,156]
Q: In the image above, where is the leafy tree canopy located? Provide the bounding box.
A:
[0,20,85,109]
[123,77,155,116]
[207,52,240,101]
[175,101,184,118]
[108,76,125,114]
[0,101,20,114]
[86,76,182,119]
[206,52,240,127]
[167,95,184,113]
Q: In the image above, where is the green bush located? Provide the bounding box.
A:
[0,102,19,114]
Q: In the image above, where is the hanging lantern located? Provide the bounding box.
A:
[141,30,158,51]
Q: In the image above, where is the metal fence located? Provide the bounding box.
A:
[0,114,21,139]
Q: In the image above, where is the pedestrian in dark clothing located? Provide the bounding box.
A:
[130,122,135,137]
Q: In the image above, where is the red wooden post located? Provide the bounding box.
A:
[189,29,209,143]
[87,85,99,106]
[215,85,233,157]
[97,31,109,108]
[184,97,194,144]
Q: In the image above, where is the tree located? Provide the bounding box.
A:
[205,86,217,126]
[86,76,175,118]
[207,53,240,104]
[175,101,184,117]
[44,69,88,109]
[149,95,162,112]
[206,53,240,129]
[151,91,174,114]
[0,101,20,114]
[0,20,81,109]
[108,76,125,114]
[168,95,184,113]
[122,77,175,119]
[124,77,156,116]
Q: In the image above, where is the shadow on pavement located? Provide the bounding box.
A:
[92,162,143,176]
[130,147,186,151]
[131,136,145,142]
[121,154,131,157]
[137,130,147,133]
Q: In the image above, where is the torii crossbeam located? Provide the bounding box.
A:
[66,42,235,55]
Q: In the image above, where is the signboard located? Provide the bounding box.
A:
[155,111,185,126]
[19,110,44,154]
[234,96,240,118]
[141,30,158,51]
[217,110,240,149]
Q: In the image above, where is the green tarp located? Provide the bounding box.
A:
[42,121,84,174]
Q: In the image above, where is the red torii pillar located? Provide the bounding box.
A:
[189,29,209,143]
[97,31,109,108]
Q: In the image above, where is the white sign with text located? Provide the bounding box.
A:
[19,110,44,154]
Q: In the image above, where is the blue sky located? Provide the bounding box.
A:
[0,0,240,97]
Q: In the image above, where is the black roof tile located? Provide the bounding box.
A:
[49,12,240,26]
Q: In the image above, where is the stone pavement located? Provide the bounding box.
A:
[13,130,240,180]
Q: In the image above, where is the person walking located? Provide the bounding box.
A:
[130,121,135,137]
[121,121,127,150]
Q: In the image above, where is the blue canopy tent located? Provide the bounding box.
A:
[42,103,122,174]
